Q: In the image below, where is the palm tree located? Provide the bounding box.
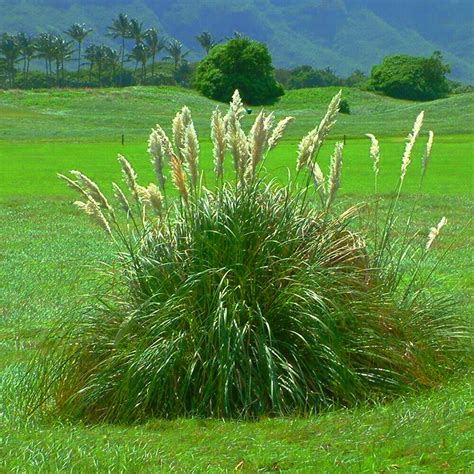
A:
[129,42,148,82]
[35,33,56,76]
[144,28,165,78]
[94,45,110,85]
[128,18,144,45]
[108,13,130,84]
[51,35,73,84]
[85,44,110,85]
[196,31,217,54]
[0,33,21,86]
[84,44,98,82]
[104,47,120,83]
[225,31,246,41]
[164,39,190,72]
[64,23,92,72]
[16,33,36,83]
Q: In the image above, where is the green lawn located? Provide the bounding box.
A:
[0,86,473,472]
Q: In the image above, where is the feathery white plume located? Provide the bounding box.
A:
[426,216,447,250]
[297,90,341,170]
[183,122,200,188]
[401,111,424,181]
[326,142,344,208]
[148,129,167,192]
[365,133,380,177]
[211,108,227,180]
[421,130,434,178]
[267,116,294,151]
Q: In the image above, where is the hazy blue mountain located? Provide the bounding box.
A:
[1,0,472,82]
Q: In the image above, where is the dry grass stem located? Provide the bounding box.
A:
[180,105,192,128]
[147,183,163,216]
[183,122,200,188]
[401,111,424,181]
[171,154,189,203]
[57,173,89,200]
[311,161,326,204]
[327,142,344,208]
[297,90,341,170]
[237,129,250,180]
[249,111,268,176]
[297,130,317,170]
[154,125,174,162]
[136,184,151,204]
[227,89,246,124]
[211,108,227,180]
[422,130,434,178]
[69,170,113,214]
[147,129,167,192]
[224,90,250,180]
[74,198,112,236]
[365,133,380,177]
[112,182,131,214]
[426,216,447,250]
[117,154,139,198]
[172,112,186,161]
[267,116,294,151]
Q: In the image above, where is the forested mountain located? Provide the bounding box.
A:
[0,0,472,82]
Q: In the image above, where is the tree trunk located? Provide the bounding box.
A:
[120,35,125,86]
[8,61,14,87]
[78,41,82,73]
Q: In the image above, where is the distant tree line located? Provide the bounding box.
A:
[0,13,218,89]
[275,65,368,89]
[0,13,469,103]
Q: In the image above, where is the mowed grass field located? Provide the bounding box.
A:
[0,86,473,472]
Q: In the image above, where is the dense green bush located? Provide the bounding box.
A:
[275,66,368,91]
[370,52,450,101]
[344,69,368,88]
[447,79,474,95]
[194,37,283,105]
[142,73,176,87]
[339,98,350,114]
[287,65,342,89]
[11,69,138,89]
[25,91,469,422]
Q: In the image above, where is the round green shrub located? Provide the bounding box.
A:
[339,98,350,114]
[194,37,284,105]
[369,52,450,101]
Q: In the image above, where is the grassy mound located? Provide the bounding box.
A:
[25,91,469,422]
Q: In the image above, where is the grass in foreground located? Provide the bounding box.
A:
[0,86,472,470]
[1,376,472,472]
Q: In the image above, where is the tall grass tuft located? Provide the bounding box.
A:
[25,91,470,422]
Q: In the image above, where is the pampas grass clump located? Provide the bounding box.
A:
[25,91,469,422]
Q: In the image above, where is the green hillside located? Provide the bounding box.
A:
[1,87,472,201]
[0,0,472,83]
[1,87,473,143]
